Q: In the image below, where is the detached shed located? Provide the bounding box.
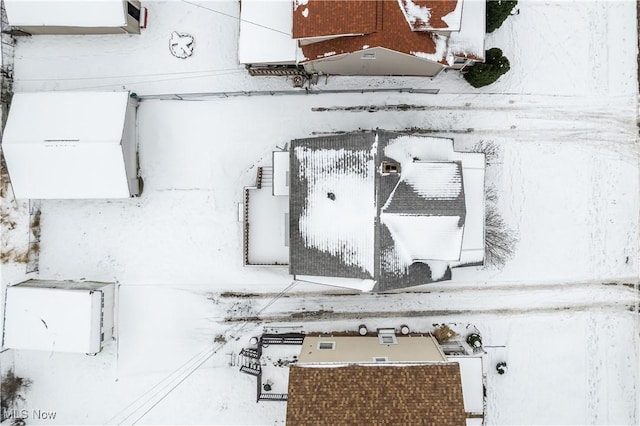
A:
[2,280,115,354]
[2,91,141,199]
[4,0,144,35]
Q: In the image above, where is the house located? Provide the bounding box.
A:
[4,0,145,35]
[243,131,485,292]
[238,0,485,77]
[289,332,484,425]
[2,91,141,199]
[239,327,485,424]
[2,280,115,354]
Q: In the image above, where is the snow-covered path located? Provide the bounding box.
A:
[218,282,639,322]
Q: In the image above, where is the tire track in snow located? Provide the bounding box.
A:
[217,283,638,323]
[223,303,635,323]
[586,315,603,424]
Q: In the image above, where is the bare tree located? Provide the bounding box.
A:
[484,186,518,268]
[1,370,32,422]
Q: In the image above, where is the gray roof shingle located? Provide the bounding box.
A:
[290,130,469,291]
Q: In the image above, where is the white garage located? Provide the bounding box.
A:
[2,91,141,199]
[2,280,115,354]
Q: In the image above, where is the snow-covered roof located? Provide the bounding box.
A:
[447,0,486,61]
[449,356,484,414]
[451,152,485,266]
[273,151,290,196]
[4,0,127,27]
[292,140,376,277]
[3,285,103,353]
[2,92,134,199]
[289,131,485,291]
[382,214,464,262]
[381,161,466,262]
[238,0,301,64]
[398,0,463,31]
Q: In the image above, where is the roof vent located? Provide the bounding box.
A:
[377,328,397,345]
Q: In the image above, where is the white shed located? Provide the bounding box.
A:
[2,91,141,199]
[4,0,144,35]
[2,280,115,354]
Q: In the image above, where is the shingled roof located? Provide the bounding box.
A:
[297,0,440,62]
[286,364,467,425]
[292,0,378,39]
[289,131,482,291]
[293,0,471,64]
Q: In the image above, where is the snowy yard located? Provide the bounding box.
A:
[1,0,639,425]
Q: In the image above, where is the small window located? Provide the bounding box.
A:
[317,341,335,350]
[361,52,376,60]
[373,357,388,362]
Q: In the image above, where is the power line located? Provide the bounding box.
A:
[181,0,290,36]
[16,68,244,82]
[103,347,212,425]
[128,346,219,425]
[63,69,245,91]
[106,280,299,425]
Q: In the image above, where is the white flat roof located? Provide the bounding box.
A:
[238,0,300,64]
[3,91,129,144]
[247,187,290,265]
[452,151,485,265]
[448,0,486,61]
[449,356,484,413]
[3,286,102,353]
[5,0,128,28]
[2,92,133,199]
[273,151,290,196]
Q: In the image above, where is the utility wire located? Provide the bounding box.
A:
[181,0,290,36]
[107,280,299,425]
[64,70,245,91]
[16,68,245,82]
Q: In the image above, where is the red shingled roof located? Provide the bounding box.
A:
[298,0,443,62]
[292,0,378,39]
[398,0,460,31]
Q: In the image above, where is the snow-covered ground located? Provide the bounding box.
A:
[1,0,639,425]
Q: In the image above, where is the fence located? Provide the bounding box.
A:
[138,87,440,102]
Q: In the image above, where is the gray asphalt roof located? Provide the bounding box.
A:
[289,130,466,291]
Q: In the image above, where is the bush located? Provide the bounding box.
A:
[464,48,510,88]
[466,333,482,348]
[486,0,518,33]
